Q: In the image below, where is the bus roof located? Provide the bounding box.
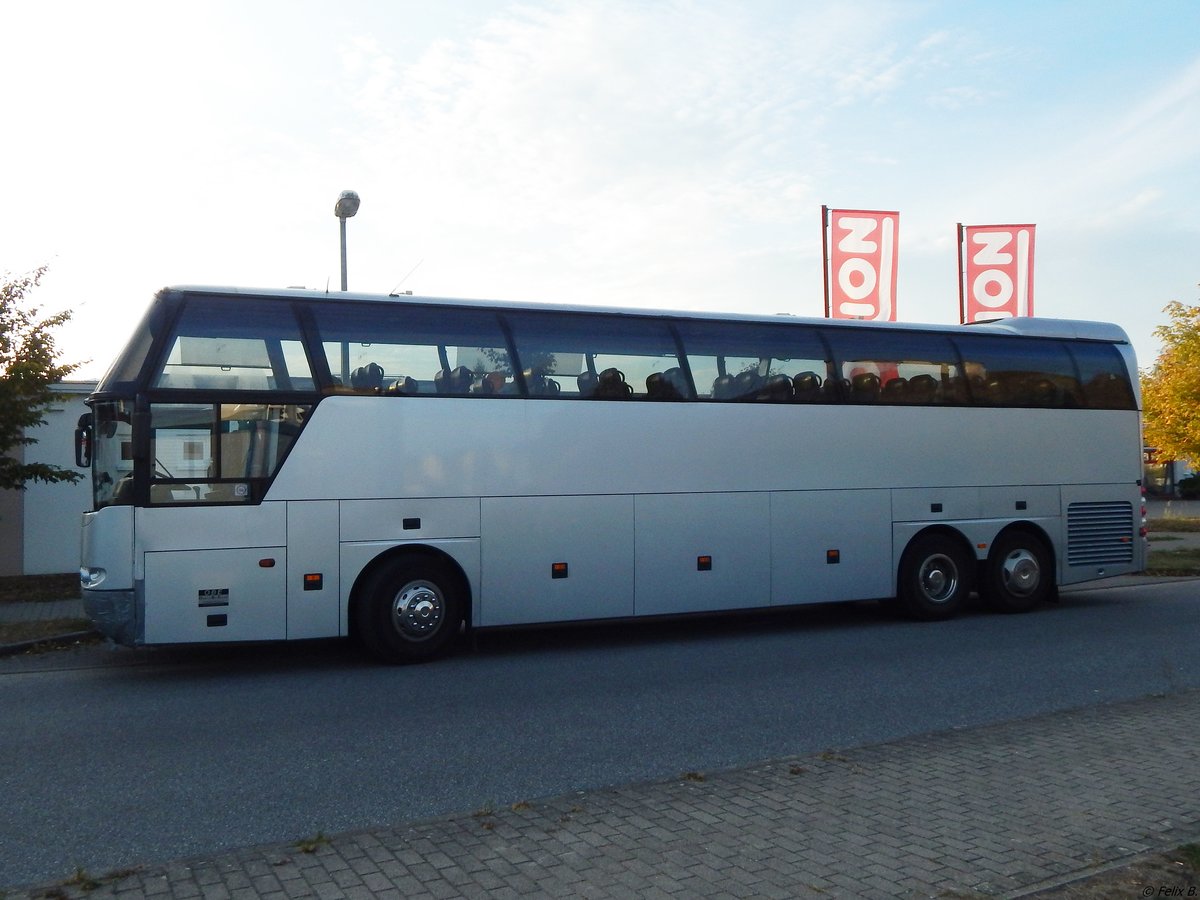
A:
[163,285,1132,345]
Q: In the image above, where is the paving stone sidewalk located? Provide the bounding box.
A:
[0,597,85,624]
[9,688,1199,899]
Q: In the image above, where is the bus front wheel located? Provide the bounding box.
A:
[897,533,971,620]
[980,530,1052,614]
[354,556,464,664]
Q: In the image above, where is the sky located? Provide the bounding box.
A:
[2,0,1198,380]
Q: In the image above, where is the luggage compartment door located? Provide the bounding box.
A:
[481,495,633,626]
[144,547,286,643]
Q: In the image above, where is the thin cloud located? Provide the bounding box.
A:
[335,1,936,308]
[1019,54,1200,230]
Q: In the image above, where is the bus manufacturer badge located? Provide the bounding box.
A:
[198,588,230,608]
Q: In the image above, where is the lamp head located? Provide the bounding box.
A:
[334,190,361,218]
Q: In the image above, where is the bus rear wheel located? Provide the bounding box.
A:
[980,530,1052,614]
[355,556,464,663]
[897,533,971,621]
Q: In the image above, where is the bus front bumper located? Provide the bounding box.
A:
[83,589,141,646]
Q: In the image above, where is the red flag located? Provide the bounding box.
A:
[959,224,1035,322]
[824,208,899,321]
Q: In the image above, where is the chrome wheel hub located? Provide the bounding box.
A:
[391,580,445,641]
[918,554,959,603]
[1001,549,1040,597]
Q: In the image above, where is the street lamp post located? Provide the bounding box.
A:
[335,190,361,291]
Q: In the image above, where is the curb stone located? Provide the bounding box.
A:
[0,629,97,657]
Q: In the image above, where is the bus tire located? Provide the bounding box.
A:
[354,555,464,664]
[980,530,1052,614]
[897,533,971,621]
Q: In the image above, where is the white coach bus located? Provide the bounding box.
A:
[76,286,1144,663]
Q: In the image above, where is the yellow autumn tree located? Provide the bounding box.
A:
[1142,300,1200,468]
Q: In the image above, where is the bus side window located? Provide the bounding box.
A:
[1069,343,1137,410]
[823,329,960,407]
[144,402,309,505]
[153,300,313,393]
[505,311,682,400]
[955,335,1081,408]
[674,320,831,403]
[310,303,511,397]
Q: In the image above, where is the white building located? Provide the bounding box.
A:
[0,381,96,575]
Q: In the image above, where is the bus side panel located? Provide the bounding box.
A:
[770,489,892,604]
[633,493,770,616]
[136,503,288,554]
[892,487,980,521]
[286,501,340,640]
[978,485,1060,519]
[268,402,1140,503]
[480,495,634,626]
[340,498,481,541]
[144,547,286,643]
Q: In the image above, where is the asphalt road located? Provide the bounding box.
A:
[2,578,1198,890]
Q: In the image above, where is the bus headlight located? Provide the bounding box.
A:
[80,567,107,589]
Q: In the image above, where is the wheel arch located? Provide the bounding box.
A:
[984,518,1060,609]
[347,543,474,641]
[984,520,1060,592]
[893,520,1060,604]
[983,520,1057,573]
[899,524,976,567]
[894,525,977,620]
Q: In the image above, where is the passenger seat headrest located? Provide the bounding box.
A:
[351,362,385,391]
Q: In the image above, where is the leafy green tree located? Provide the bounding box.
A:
[1142,299,1200,468]
[0,266,82,489]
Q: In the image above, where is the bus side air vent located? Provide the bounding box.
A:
[1066,501,1134,566]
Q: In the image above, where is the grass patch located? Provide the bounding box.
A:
[1146,547,1200,576]
[294,832,330,854]
[1148,516,1200,533]
[25,864,143,898]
